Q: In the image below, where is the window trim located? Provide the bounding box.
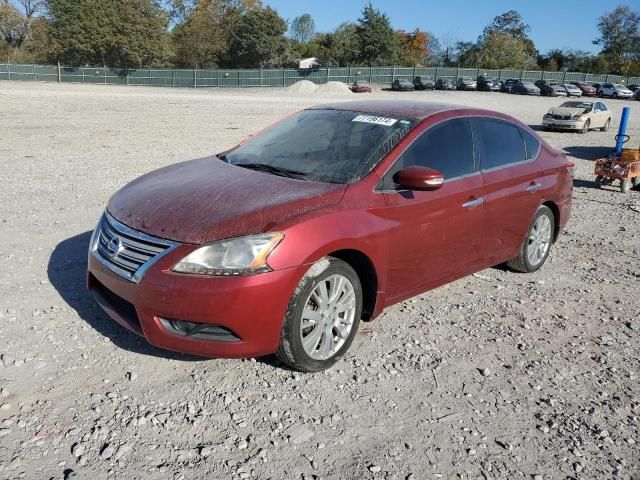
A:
[471,116,539,174]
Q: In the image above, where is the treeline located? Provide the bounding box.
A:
[1,1,639,76]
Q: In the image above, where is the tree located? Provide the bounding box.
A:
[594,6,640,73]
[395,28,428,66]
[355,3,397,65]
[0,0,45,61]
[482,10,536,57]
[460,30,534,69]
[423,31,442,66]
[48,0,169,67]
[315,21,358,66]
[226,6,287,67]
[289,13,315,43]
[171,0,258,68]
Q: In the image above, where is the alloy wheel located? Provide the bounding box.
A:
[527,215,552,267]
[299,274,357,361]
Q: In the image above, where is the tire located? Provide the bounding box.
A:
[595,175,604,188]
[632,177,640,187]
[621,179,631,194]
[276,257,362,372]
[601,118,611,132]
[613,92,618,99]
[579,120,590,134]
[507,206,555,273]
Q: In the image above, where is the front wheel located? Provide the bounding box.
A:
[507,206,555,273]
[601,118,611,132]
[579,120,590,134]
[276,257,362,372]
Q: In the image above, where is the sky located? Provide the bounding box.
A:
[264,0,640,55]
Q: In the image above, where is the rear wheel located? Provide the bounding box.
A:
[632,177,640,187]
[595,175,604,188]
[276,257,362,372]
[601,118,611,132]
[507,206,555,273]
[613,92,618,99]
[621,179,631,194]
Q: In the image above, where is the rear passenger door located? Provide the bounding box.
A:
[473,117,544,264]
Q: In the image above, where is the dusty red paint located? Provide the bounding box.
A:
[107,157,346,244]
[88,101,573,359]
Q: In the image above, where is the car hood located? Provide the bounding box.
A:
[107,156,347,244]
[547,107,588,116]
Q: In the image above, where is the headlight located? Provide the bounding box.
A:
[571,114,583,120]
[172,232,284,276]
[543,113,552,119]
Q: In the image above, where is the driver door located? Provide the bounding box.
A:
[379,118,486,302]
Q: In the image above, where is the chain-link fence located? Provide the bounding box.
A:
[1,63,639,88]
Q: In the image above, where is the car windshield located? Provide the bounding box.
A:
[614,84,626,89]
[225,109,416,184]
[522,82,535,87]
[560,101,593,110]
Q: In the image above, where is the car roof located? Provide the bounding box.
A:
[308,100,506,121]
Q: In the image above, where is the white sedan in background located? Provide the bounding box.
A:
[562,83,582,97]
[542,101,612,134]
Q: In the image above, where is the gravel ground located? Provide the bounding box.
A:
[1,81,639,480]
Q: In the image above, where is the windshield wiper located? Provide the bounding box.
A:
[234,162,310,180]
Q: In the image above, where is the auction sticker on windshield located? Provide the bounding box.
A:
[352,115,398,126]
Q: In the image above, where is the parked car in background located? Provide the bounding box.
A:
[457,77,477,90]
[350,80,372,93]
[598,83,633,99]
[513,81,541,95]
[501,79,519,93]
[477,76,502,91]
[88,100,574,372]
[542,100,611,134]
[562,83,582,97]
[591,83,602,94]
[627,84,640,93]
[435,78,456,90]
[635,90,640,101]
[413,76,436,90]
[391,79,414,91]
[569,81,597,96]
[535,80,567,97]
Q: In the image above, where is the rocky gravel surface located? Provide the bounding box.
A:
[1,81,639,480]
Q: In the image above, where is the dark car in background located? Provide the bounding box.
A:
[627,84,640,93]
[536,80,567,97]
[350,80,372,93]
[477,76,502,91]
[513,81,541,95]
[391,79,414,91]
[436,78,456,90]
[569,81,597,96]
[456,77,477,91]
[501,79,519,93]
[413,76,436,90]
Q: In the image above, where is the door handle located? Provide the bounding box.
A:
[462,197,484,208]
[526,182,542,191]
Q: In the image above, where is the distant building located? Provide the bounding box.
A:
[298,57,326,70]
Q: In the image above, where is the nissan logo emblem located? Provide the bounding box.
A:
[107,237,123,258]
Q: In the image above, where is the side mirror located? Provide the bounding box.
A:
[394,166,444,190]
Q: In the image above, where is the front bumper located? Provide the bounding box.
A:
[87,245,305,358]
[542,118,585,130]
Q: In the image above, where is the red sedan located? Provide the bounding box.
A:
[570,81,597,96]
[350,80,373,93]
[87,101,573,372]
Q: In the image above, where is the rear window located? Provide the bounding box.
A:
[521,129,541,160]
[474,118,526,170]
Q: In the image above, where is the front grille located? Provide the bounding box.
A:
[91,212,179,282]
[553,114,572,120]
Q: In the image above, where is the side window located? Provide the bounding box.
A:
[382,118,475,189]
[520,128,541,160]
[474,118,526,170]
[598,102,607,111]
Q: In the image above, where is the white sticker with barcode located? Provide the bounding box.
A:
[352,115,398,126]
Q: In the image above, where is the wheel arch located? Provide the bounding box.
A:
[327,249,378,321]
[542,200,561,242]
